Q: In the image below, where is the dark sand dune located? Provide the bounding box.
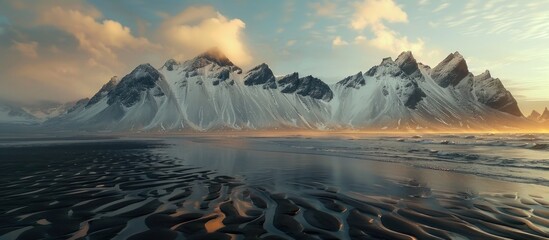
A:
[1,138,549,239]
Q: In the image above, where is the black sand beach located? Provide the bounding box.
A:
[1,134,549,239]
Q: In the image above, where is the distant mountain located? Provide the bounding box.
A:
[528,110,542,121]
[0,100,39,124]
[542,108,549,121]
[529,107,549,123]
[46,48,531,131]
[19,100,84,121]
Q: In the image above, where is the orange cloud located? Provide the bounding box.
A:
[40,7,154,61]
[159,5,252,67]
[12,41,38,58]
[351,0,408,31]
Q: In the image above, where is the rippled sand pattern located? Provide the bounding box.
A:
[1,140,549,239]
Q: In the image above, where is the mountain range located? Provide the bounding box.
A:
[528,108,549,123]
[3,48,544,131]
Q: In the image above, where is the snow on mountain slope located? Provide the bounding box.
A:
[51,48,332,131]
[0,101,39,124]
[157,49,331,130]
[50,49,528,131]
[331,51,527,130]
[54,63,173,130]
[431,52,469,88]
[472,70,522,116]
[277,74,333,101]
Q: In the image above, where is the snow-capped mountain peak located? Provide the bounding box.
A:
[162,59,179,71]
[278,74,333,101]
[182,48,242,74]
[472,69,522,116]
[431,51,469,88]
[46,49,530,131]
[395,51,423,80]
[86,76,118,107]
[196,47,235,67]
[244,63,277,89]
[107,63,164,108]
[337,72,365,89]
[476,70,492,81]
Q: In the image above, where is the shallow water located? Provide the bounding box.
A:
[1,134,549,239]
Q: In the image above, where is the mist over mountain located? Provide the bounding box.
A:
[4,48,540,131]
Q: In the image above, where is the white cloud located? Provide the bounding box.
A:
[12,41,38,58]
[367,25,426,56]
[442,0,549,41]
[419,0,429,6]
[159,5,252,66]
[433,3,449,13]
[354,35,367,43]
[349,0,433,59]
[332,36,348,46]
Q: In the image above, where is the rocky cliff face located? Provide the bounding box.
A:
[107,64,165,108]
[431,52,469,88]
[472,70,522,117]
[244,63,277,89]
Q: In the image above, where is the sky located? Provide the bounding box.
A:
[0,0,548,114]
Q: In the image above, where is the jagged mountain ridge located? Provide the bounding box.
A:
[48,48,530,131]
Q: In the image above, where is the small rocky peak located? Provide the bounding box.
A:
[395,51,420,76]
[163,59,179,71]
[278,72,299,84]
[196,47,235,67]
[243,63,276,89]
[475,70,492,82]
[541,107,549,120]
[337,71,365,89]
[528,110,541,121]
[381,57,394,66]
[431,51,470,88]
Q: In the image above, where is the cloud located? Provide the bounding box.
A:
[39,7,154,62]
[433,3,449,13]
[441,0,549,41]
[332,36,348,46]
[354,35,367,43]
[0,3,253,103]
[350,0,408,31]
[349,0,433,59]
[12,41,38,58]
[311,2,338,17]
[418,0,429,6]
[159,5,252,66]
[367,25,426,56]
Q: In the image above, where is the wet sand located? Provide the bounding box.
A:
[1,136,549,239]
